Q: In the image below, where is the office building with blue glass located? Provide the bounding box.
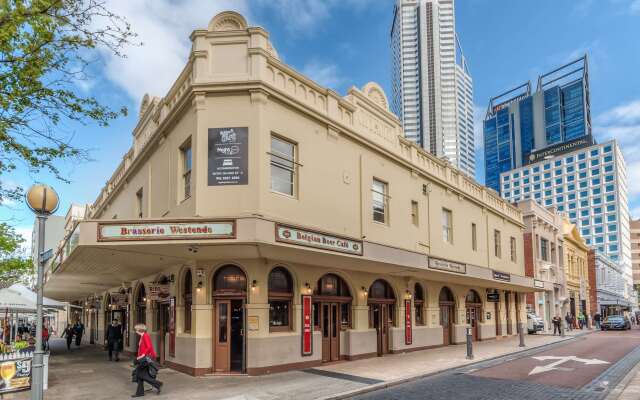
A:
[485,55,634,304]
[483,56,593,193]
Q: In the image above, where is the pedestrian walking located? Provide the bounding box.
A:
[107,319,123,361]
[74,321,85,346]
[565,313,573,331]
[42,325,49,351]
[61,324,74,350]
[594,312,601,329]
[578,313,586,329]
[552,315,562,335]
[131,324,163,397]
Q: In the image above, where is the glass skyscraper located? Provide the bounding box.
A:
[483,56,592,193]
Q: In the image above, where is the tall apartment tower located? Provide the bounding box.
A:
[631,218,640,287]
[391,0,475,177]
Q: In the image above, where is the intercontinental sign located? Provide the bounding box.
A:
[98,220,235,241]
[526,136,594,164]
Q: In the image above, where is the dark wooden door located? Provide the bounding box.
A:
[371,304,390,356]
[440,303,453,345]
[158,303,169,364]
[214,300,231,372]
[320,303,340,362]
[495,302,501,336]
[505,292,512,335]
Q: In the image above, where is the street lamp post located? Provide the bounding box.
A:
[25,184,59,400]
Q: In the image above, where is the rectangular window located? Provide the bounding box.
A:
[180,139,192,199]
[372,179,388,223]
[270,136,297,196]
[136,188,143,218]
[494,230,501,258]
[540,238,549,261]
[442,208,453,243]
[510,237,516,262]
[411,201,419,226]
[471,223,477,251]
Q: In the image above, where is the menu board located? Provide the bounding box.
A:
[404,299,412,345]
[301,295,313,356]
[208,127,248,186]
[0,357,31,394]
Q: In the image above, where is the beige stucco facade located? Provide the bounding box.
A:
[43,11,535,375]
[562,218,591,324]
[519,200,569,330]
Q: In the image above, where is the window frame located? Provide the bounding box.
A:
[270,135,298,197]
[510,236,517,262]
[442,208,453,244]
[411,200,419,227]
[494,229,502,258]
[372,178,389,224]
[471,223,477,251]
[180,138,192,200]
[268,266,294,332]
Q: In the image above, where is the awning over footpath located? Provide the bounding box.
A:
[0,284,66,313]
[44,218,540,301]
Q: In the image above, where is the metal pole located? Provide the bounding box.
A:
[32,214,46,400]
[560,319,565,337]
[466,328,474,359]
[518,322,525,347]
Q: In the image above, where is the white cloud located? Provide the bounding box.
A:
[98,0,248,103]
[631,0,640,15]
[256,0,379,34]
[596,100,640,125]
[301,61,344,90]
[14,226,33,257]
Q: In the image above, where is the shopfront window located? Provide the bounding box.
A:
[268,267,293,331]
[315,274,352,329]
[183,269,192,333]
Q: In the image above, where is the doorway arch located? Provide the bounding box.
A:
[368,279,396,356]
[439,287,455,345]
[465,290,482,342]
[314,273,352,362]
[212,265,247,373]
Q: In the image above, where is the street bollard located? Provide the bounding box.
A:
[518,322,525,347]
[466,327,474,360]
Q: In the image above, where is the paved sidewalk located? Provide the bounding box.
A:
[607,358,640,400]
[4,333,587,400]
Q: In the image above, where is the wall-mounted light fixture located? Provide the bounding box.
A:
[196,281,203,293]
[361,286,368,296]
[251,280,257,291]
[304,282,312,295]
[405,289,413,300]
[142,296,147,302]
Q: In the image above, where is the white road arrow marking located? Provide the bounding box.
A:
[528,356,610,376]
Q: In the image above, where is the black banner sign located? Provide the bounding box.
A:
[492,270,511,282]
[208,127,248,186]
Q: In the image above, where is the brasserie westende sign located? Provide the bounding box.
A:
[276,224,363,256]
[98,221,235,241]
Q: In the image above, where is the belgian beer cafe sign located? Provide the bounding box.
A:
[98,221,235,241]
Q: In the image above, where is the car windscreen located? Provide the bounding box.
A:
[606,317,624,322]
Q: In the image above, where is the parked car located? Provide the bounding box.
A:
[601,315,631,331]
[527,313,545,334]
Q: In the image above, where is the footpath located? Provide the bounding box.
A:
[4,331,588,400]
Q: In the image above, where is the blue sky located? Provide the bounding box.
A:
[3,0,640,249]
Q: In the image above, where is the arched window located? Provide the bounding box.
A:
[268,267,293,331]
[414,283,425,325]
[369,279,395,300]
[183,269,192,333]
[135,284,146,325]
[213,265,247,294]
[439,287,455,303]
[465,290,482,305]
[314,274,352,329]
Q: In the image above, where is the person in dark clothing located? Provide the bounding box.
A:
[74,322,85,346]
[594,312,601,329]
[132,323,162,397]
[107,319,123,361]
[552,315,562,335]
[565,313,573,331]
[61,324,74,350]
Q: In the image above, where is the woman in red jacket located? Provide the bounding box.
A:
[132,324,163,397]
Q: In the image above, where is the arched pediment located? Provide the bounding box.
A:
[208,11,248,32]
[362,82,389,111]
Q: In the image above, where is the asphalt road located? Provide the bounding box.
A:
[350,329,640,400]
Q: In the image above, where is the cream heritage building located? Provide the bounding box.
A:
[44,11,536,376]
